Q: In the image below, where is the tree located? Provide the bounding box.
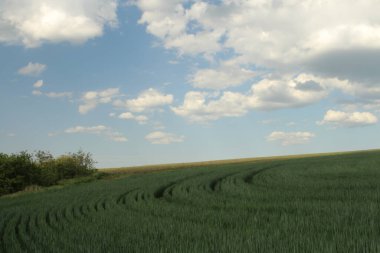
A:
[0,150,97,196]
[0,152,38,194]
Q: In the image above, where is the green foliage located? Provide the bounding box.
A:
[0,150,96,195]
[0,152,38,195]
[1,150,380,252]
[55,150,95,179]
[34,150,59,186]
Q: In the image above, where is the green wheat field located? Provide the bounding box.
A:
[1,150,380,252]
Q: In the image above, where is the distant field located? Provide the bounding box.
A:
[99,149,375,174]
[1,150,380,252]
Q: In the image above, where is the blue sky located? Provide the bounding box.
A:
[1,0,380,167]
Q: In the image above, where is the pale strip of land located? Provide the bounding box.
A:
[99,149,380,175]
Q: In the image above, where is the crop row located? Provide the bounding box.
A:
[1,151,380,252]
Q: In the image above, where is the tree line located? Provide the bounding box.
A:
[0,150,96,196]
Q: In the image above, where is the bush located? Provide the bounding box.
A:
[0,150,96,196]
[56,150,95,179]
[34,150,59,186]
[0,152,38,195]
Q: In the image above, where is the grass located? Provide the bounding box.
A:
[100,149,377,174]
[1,149,380,252]
[1,172,105,199]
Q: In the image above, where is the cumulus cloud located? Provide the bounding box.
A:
[165,30,223,56]
[135,0,380,101]
[65,125,127,142]
[18,62,46,76]
[79,88,120,114]
[248,74,330,110]
[306,49,380,84]
[65,125,107,134]
[118,112,148,124]
[32,90,72,99]
[114,88,173,112]
[145,131,184,144]
[356,100,380,113]
[190,66,255,90]
[332,80,380,102]
[135,1,380,62]
[136,0,187,39]
[318,110,378,127]
[173,73,345,122]
[45,91,72,98]
[0,0,118,47]
[267,131,315,146]
[135,1,221,56]
[33,80,44,88]
[172,91,249,122]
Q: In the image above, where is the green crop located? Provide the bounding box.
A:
[1,150,380,252]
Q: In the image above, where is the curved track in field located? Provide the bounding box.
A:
[0,163,281,252]
[8,156,380,252]
[2,152,380,252]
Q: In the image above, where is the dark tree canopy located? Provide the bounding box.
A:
[0,150,96,196]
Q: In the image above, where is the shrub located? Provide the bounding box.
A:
[0,150,96,196]
[55,150,95,179]
[34,150,59,186]
[0,152,38,194]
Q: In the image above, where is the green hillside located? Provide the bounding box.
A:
[1,150,380,252]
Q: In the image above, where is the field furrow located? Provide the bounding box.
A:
[1,151,380,252]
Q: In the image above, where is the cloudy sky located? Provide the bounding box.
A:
[1,0,380,167]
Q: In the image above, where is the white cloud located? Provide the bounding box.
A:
[145,131,184,144]
[18,62,46,76]
[360,101,380,113]
[106,132,128,142]
[248,74,330,110]
[118,112,148,124]
[79,88,119,114]
[79,103,97,115]
[172,91,249,122]
[132,0,380,118]
[190,66,255,90]
[65,125,127,142]
[267,131,315,146]
[318,110,378,127]
[173,73,344,122]
[33,79,44,88]
[65,125,108,134]
[0,0,118,47]
[114,88,173,112]
[302,25,380,56]
[136,1,187,39]
[45,91,72,98]
[137,1,380,62]
[135,1,223,57]
[135,0,380,100]
[164,30,223,56]
[332,81,380,106]
[32,90,72,99]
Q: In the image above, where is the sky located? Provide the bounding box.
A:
[1,0,380,168]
